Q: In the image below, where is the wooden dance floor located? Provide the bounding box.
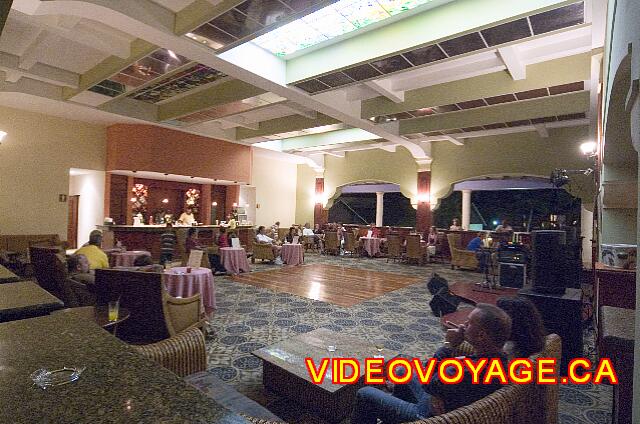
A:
[232,264,421,307]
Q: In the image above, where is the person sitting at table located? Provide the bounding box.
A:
[495,218,513,233]
[75,231,109,270]
[185,228,201,255]
[160,223,177,265]
[368,223,381,238]
[271,221,281,239]
[449,218,462,231]
[256,225,281,258]
[217,227,230,248]
[285,226,298,244]
[302,223,314,237]
[178,208,196,226]
[351,304,511,423]
[81,229,103,247]
[466,232,486,251]
[132,254,163,272]
[67,254,94,285]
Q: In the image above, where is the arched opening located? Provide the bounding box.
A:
[327,182,416,226]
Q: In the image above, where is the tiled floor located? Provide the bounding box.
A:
[204,253,612,424]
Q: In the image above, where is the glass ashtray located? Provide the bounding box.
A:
[31,366,86,389]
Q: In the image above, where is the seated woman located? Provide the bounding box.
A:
[205,228,228,275]
[449,218,462,231]
[425,226,438,256]
[285,226,298,244]
[132,254,163,272]
[496,296,546,358]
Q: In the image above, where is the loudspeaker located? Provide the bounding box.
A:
[499,263,526,288]
[531,230,567,294]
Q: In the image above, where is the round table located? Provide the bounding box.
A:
[219,247,251,274]
[111,250,151,267]
[163,267,217,314]
[360,237,382,257]
[281,243,304,266]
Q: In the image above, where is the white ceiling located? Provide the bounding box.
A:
[149,0,200,13]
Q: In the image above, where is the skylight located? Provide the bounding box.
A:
[252,0,436,57]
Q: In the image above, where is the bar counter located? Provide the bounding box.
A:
[98,225,255,261]
[0,313,249,423]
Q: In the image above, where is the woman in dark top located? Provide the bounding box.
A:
[285,226,297,243]
[496,296,546,358]
[185,228,198,254]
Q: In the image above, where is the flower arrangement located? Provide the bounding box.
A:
[131,183,148,216]
[185,188,200,213]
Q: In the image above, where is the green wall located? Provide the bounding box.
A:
[430,126,595,208]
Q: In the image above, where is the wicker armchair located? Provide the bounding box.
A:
[411,333,561,424]
[252,243,276,263]
[447,233,479,270]
[323,231,340,255]
[134,326,207,377]
[343,231,360,256]
[405,235,428,265]
[386,235,403,263]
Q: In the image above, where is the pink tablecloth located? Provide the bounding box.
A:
[112,250,151,267]
[360,237,382,257]
[220,247,250,274]
[163,267,216,314]
[281,243,304,266]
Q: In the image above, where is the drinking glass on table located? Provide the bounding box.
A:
[373,339,385,358]
[108,300,120,322]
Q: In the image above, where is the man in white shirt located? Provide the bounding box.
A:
[302,223,315,236]
[256,225,281,258]
[178,208,196,226]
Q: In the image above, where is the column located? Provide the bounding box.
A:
[461,189,471,230]
[416,171,432,232]
[314,177,327,225]
[376,192,384,227]
[225,185,240,218]
[126,176,134,225]
[200,184,212,225]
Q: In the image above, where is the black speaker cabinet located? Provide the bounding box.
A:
[531,230,567,294]
[499,263,526,288]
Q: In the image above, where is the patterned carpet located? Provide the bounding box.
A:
[204,253,612,424]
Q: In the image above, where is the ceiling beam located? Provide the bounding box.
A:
[18,30,47,70]
[217,117,260,131]
[361,52,591,118]
[235,113,340,140]
[365,80,405,103]
[443,135,464,145]
[399,91,590,135]
[0,51,78,87]
[281,102,318,120]
[497,46,526,80]
[533,123,549,138]
[157,79,266,121]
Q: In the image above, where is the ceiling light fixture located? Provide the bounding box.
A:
[580,141,597,157]
[0,130,6,144]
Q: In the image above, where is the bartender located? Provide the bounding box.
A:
[178,208,196,226]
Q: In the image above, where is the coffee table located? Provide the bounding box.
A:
[252,328,398,423]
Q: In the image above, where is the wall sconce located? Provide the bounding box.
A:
[245,203,250,208]
[314,194,325,205]
[162,198,169,204]
[211,201,217,206]
[130,197,136,203]
[0,130,6,144]
[416,193,430,204]
[580,141,597,157]
[232,202,238,207]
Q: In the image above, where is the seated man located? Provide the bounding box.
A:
[466,232,486,251]
[75,232,109,270]
[67,254,94,286]
[256,225,281,259]
[351,304,511,423]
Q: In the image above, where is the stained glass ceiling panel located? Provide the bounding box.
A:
[252,0,436,57]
